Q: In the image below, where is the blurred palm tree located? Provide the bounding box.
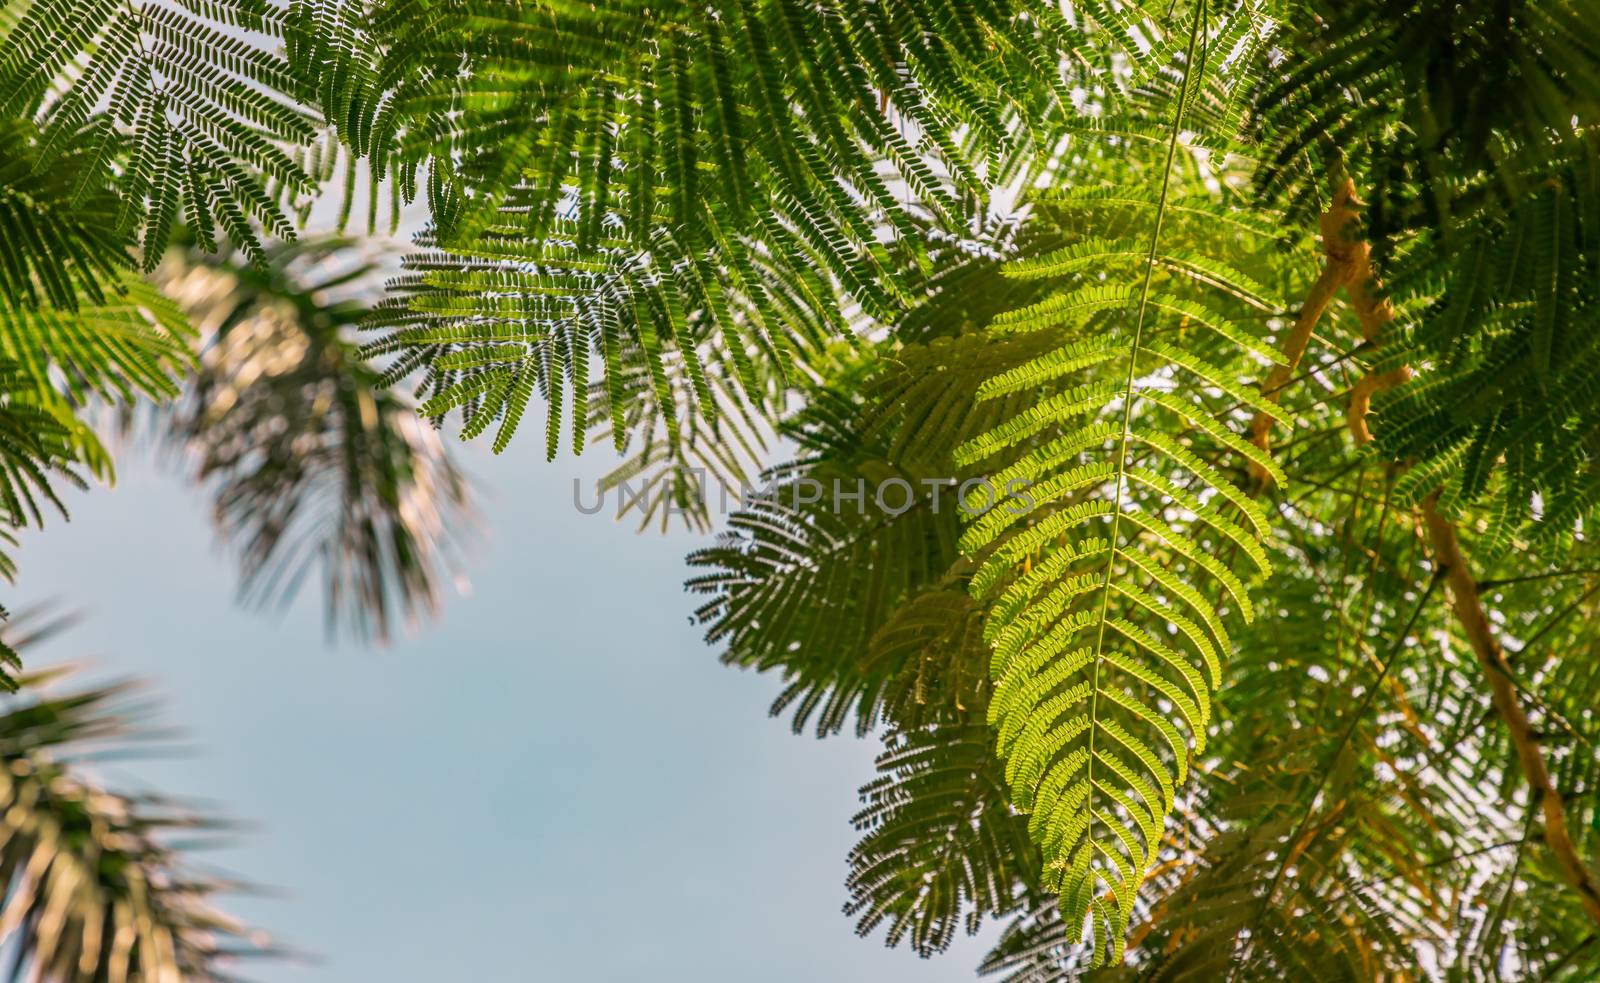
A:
[0,610,273,982]
[0,236,472,979]
[151,237,474,644]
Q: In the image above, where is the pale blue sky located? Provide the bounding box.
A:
[12,438,1001,981]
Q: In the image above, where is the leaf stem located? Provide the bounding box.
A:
[1081,0,1206,902]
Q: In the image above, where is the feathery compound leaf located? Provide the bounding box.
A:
[351,0,1202,457]
[957,1,1278,961]
[686,331,1066,737]
[365,216,811,462]
[846,718,1042,956]
[0,0,321,265]
[0,120,132,310]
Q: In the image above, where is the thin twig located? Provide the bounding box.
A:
[1480,567,1600,589]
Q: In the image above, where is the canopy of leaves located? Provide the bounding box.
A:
[1,0,1599,977]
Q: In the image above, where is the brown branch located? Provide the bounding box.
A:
[1256,173,1600,928]
[1248,180,1363,481]
[1422,494,1600,929]
[1336,186,1413,446]
[1246,161,1598,941]
[1250,177,1416,475]
[1347,365,1413,445]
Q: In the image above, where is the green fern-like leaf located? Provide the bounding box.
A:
[353,0,1201,457]
[0,120,131,310]
[687,329,1067,736]
[956,2,1281,962]
[846,718,1042,956]
[0,0,322,267]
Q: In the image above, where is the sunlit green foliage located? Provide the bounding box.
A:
[2,0,1600,977]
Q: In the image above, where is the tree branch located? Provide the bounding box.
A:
[1250,176,1416,474]
[1248,180,1361,480]
[1422,494,1600,929]
[1346,366,1412,445]
[1335,185,1413,446]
